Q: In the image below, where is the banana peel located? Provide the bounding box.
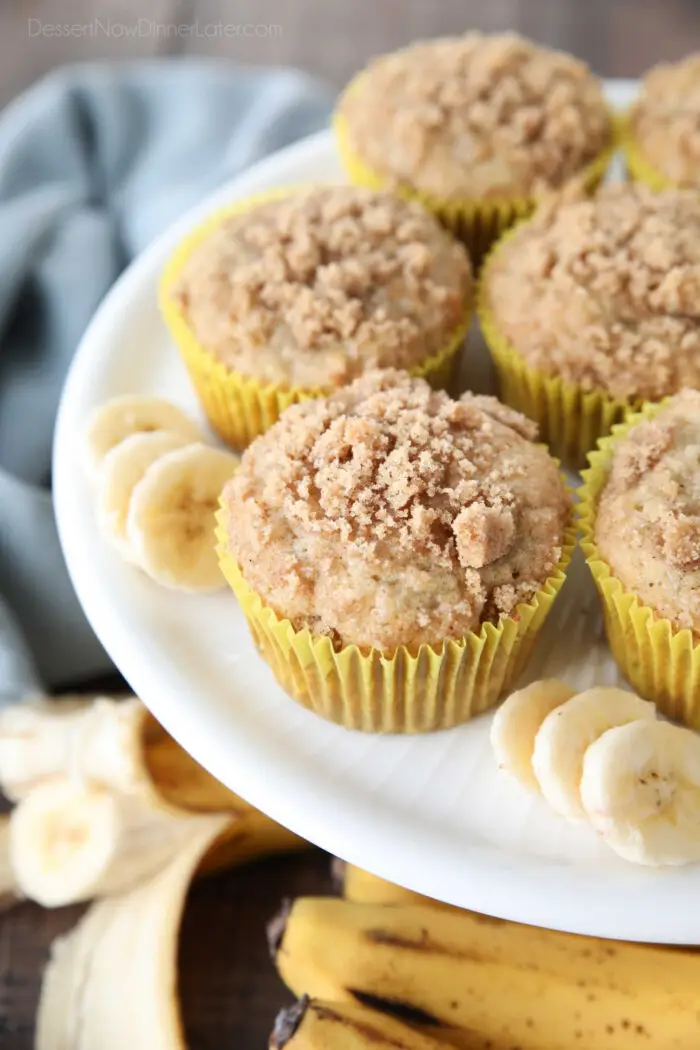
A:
[36,815,230,1050]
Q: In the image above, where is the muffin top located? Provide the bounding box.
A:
[170,186,471,389]
[594,390,700,635]
[223,369,570,651]
[338,33,611,200]
[631,53,700,186]
[484,183,700,401]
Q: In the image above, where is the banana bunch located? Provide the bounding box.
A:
[84,394,239,590]
[270,864,700,1050]
[0,694,308,908]
[491,679,700,866]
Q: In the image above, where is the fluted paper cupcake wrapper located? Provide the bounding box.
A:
[477,224,635,469]
[620,116,676,192]
[333,99,616,266]
[159,187,473,452]
[216,510,575,734]
[579,402,700,728]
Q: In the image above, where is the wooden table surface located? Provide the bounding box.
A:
[2,0,700,1046]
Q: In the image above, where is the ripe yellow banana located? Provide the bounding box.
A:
[141,712,256,813]
[271,997,453,1050]
[141,715,310,863]
[1,697,309,907]
[271,897,700,1050]
[336,861,450,911]
[0,693,302,827]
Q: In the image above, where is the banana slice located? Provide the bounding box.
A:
[97,431,192,561]
[0,696,147,800]
[84,395,201,478]
[36,816,229,1050]
[531,687,656,822]
[126,443,238,592]
[581,720,700,867]
[9,777,212,907]
[491,679,576,791]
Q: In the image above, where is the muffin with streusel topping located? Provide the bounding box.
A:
[334,32,614,260]
[217,369,573,732]
[479,183,700,466]
[160,186,473,450]
[580,389,700,727]
[625,53,700,191]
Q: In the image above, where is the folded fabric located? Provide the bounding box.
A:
[0,59,333,694]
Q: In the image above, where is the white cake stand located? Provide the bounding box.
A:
[55,80,700,944]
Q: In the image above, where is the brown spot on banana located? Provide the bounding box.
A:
[313,1003,428,1049]
[349,990,444,1029]
[365,926,486,962]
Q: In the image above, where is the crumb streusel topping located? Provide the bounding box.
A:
[485,183,700,401]
[223,370,570,651]
[631,53,700,187]
[171,187,471,388]
[339,33,611,200]
[595,389,700,635]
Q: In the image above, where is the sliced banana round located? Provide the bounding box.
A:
[84,395,201,478]
[491,679,576,791]
[126,443,238,592]
[9,778,210,907]
[97,431,191,561]
[531,687,656,822]
[581,720,700,867]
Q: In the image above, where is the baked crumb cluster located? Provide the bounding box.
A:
[339,33,610,200]
[485,184,700,401]
[595,390,700,635]
[224,370,570,651]
[632,53,700,186]
[171,187,471,388]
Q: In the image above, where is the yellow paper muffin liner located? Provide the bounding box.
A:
[215,509,575,734]
[620,115,676,192]
[579,402,700,728]
[333,94,617,265]
[159,188,474,451]
[477,222,635,469]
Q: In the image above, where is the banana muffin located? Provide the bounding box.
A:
[483,183,700,404]
[594,389,700,636]
[336,33,611,203]
[167,186,472,391]
[628,53,700,188]
[222,369,571,653]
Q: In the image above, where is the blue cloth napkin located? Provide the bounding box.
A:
[0,59,333,698]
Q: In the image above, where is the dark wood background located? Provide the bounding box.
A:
[2,1,700,1047]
